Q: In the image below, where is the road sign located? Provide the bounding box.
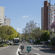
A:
[26,46,31,53]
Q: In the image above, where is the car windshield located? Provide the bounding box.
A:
[0,0,55,55]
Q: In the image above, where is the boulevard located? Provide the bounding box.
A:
[0,42,55,55]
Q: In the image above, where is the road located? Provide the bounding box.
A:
[0,42,55,55]
[0,45,18,55]
[21,42,55,55]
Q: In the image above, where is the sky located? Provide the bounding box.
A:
[0,0,55,33]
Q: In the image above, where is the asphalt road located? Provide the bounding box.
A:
[0,42,55,55]
[0,45,19,55]
[21,42,55,55]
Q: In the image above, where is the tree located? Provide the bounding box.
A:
[0,26,19,41]
[40,30,50,41]
[31,28,41,40]
[51,37,55,46]
[23,21,37,40]
[23,21,37,33]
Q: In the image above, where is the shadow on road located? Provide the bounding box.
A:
[40,45,55,54]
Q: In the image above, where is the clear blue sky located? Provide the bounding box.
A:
[0,0,55,33]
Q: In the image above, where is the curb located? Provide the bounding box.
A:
[0,46,9,51]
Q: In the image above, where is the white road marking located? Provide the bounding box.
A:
[28,45,40,55]
[32,47,39,50]
[16,44,21,55]
[16,44,40,55]
[33,53,40,55]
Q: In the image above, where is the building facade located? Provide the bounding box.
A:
[41,0,55,32]
[48,5,55,32]
[41,1,49,30]
[41,7,44,30]
[3,17,10,26]
[0,7,4,25]
[0,7,10,26]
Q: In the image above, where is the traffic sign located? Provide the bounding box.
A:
[26,46,31,53]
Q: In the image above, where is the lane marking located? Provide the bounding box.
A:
[33,53,40,55]
[16,44,21,55]
[16,44,40,55]
[32,46,39,50]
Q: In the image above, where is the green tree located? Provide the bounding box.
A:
[31,28,41,40]
[40,30,50,41]
[0,26,19,41]
[23,21,37,40]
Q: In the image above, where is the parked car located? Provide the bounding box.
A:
[6,40,13,45]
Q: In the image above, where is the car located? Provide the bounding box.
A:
[6,40,13,45]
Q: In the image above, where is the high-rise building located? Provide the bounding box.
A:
[48,5,55,32]
[41,0,55,32]
[0,6,10,26]
[41,1,49,30]
[3,17,10,26]
[0,7,4,25]
[41,7,44,30]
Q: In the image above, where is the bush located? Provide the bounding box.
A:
[40,31,50,41]
[0,44,3,47]
[51,37,55,46]
[0,43,8,47]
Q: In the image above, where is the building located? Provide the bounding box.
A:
[41,0,55,32]
[41,7,44,30]
[3,17,10,26]
[0,7,10,26]
[0,7,4,25]
[48,5,55,32]
[41,0,49,30]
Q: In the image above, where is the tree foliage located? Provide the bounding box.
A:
[23,21,37,40]
[51,37,55,46]
[22,21,50,43]
[0,26,19,40]
[31,28,41,40]
[40,30,50,41]
[23,21,37,34]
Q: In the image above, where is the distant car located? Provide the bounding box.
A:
[6,40,13,45]
[6,41,10,45]
[9,41,13,45]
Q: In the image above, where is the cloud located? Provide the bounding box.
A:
[22,16,29,18]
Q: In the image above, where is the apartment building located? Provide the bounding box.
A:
[0,7,10,26]
[0,7,4,25]
[41,0,55,32]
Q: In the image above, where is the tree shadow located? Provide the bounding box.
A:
[40,46,55,54]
